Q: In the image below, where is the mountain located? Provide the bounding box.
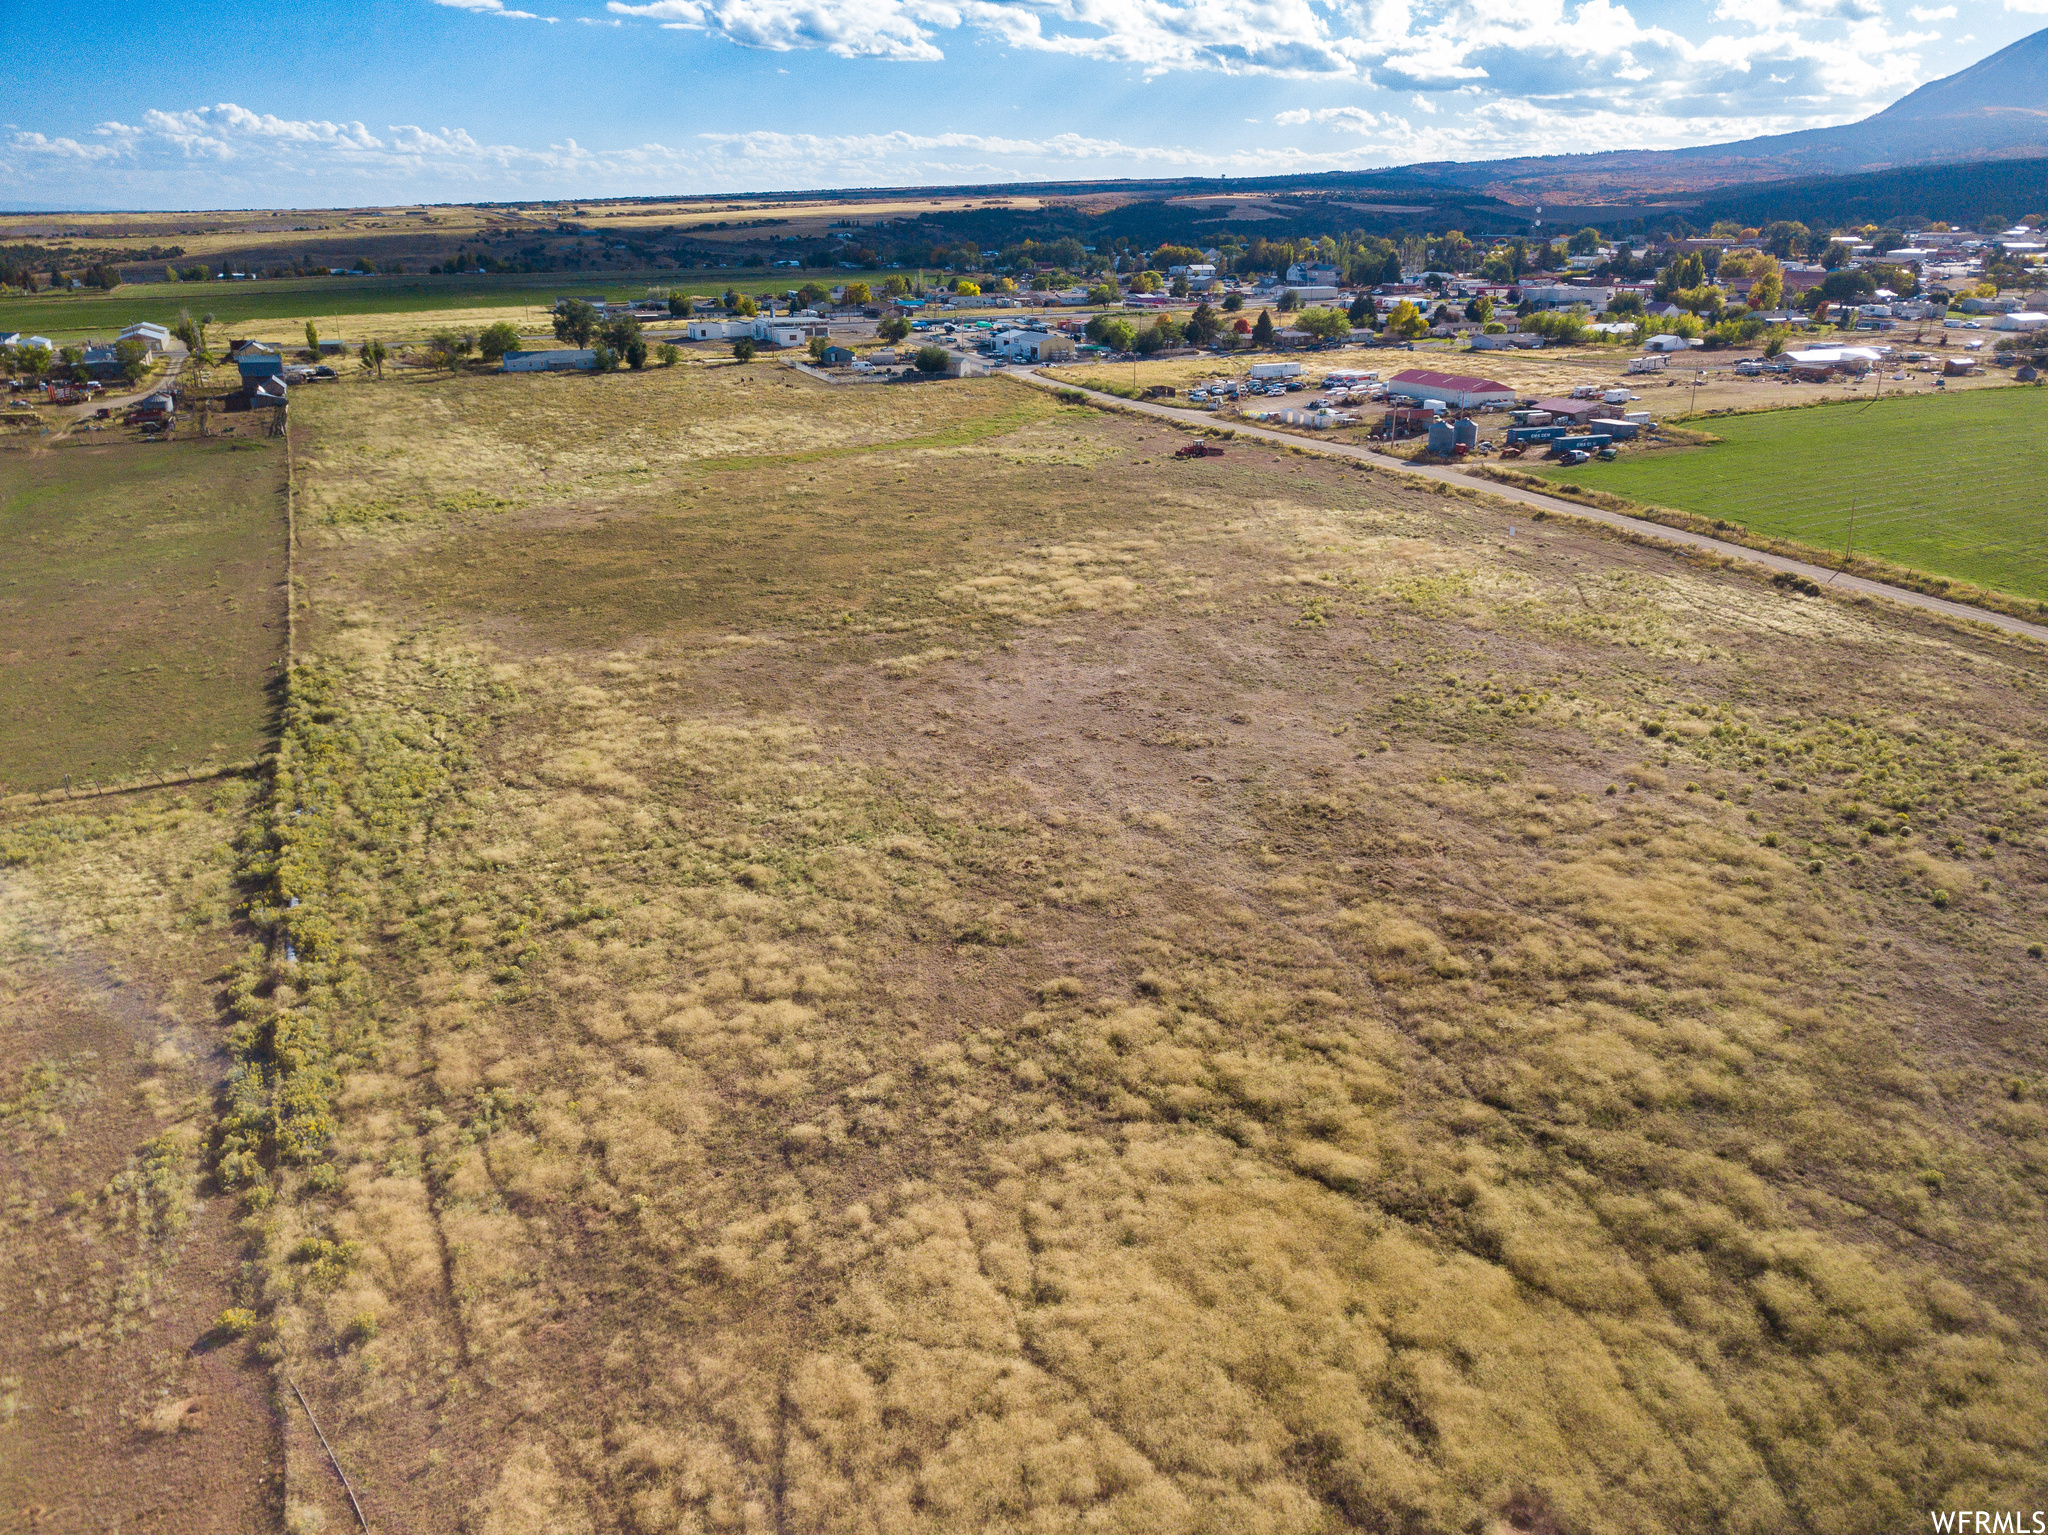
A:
[1396,27,2048,204]
[1688,156,2048,232]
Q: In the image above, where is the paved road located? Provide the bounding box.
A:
[1011,368,2048,650]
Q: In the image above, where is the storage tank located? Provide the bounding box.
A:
[1427,419,1456,454]
[1453,417,1478,449]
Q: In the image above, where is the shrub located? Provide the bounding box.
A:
[216,1307,258,1337]
[913,345,949,374]
[732,338,756,363]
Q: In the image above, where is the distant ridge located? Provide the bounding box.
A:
[1690,156,2048,231]
[1394,26,2048,203]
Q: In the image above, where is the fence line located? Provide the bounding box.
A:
[285,413,297,667]
[0,760,261,818]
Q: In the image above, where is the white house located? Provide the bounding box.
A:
[688,319,752,341]
[1642,333,1701,352]
[1992,311,2047,331]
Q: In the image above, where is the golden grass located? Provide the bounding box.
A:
[16,357,2048,1532]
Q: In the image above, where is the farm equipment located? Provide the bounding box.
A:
[1498,445,1526,460]
[1597,447,1619,461]
[1174,442,1226,459]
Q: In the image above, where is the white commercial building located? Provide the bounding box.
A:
[1992,311,2047,331]
[990,329,1075,362]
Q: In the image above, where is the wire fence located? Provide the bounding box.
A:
[0,760,260,817]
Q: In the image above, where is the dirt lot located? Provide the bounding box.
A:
[0,784,281,1534]
[1050,329,2024,435]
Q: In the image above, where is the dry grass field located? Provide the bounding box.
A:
[0,781,282,1531]
[5,356,2046,1534]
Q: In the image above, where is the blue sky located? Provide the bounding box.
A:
[3,0,2042,208]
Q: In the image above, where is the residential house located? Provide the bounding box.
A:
[236,345,284,384]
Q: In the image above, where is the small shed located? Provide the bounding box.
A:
[819,345,856,366]
[1529,397,1601,424]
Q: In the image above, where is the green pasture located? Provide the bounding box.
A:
[0,268,899,342]
[0,438,287,792]
[1537,387,2048,604]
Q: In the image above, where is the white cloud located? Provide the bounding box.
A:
[1276,106,1384,130]
[2,102,1377,204]
[569,0,1959,149]
[434,0,558,18]
[608,0,952,59]
[1907,4,1954,17]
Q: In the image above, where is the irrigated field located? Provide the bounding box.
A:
[0,268,896,345]
[5,355,2046,1535]
[0,438,287,794]
[1537,388,2048,604]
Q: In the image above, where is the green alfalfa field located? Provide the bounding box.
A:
[1535,386,2048,607]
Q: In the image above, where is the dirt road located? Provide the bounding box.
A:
[1013,368,2048,649]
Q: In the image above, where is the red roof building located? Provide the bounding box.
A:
[1387,368,1517,409]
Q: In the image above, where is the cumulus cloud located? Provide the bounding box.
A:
[608,0,952,60]
[577,0,1957,151]
[2,103,1354,204]
[434,0,558,18]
